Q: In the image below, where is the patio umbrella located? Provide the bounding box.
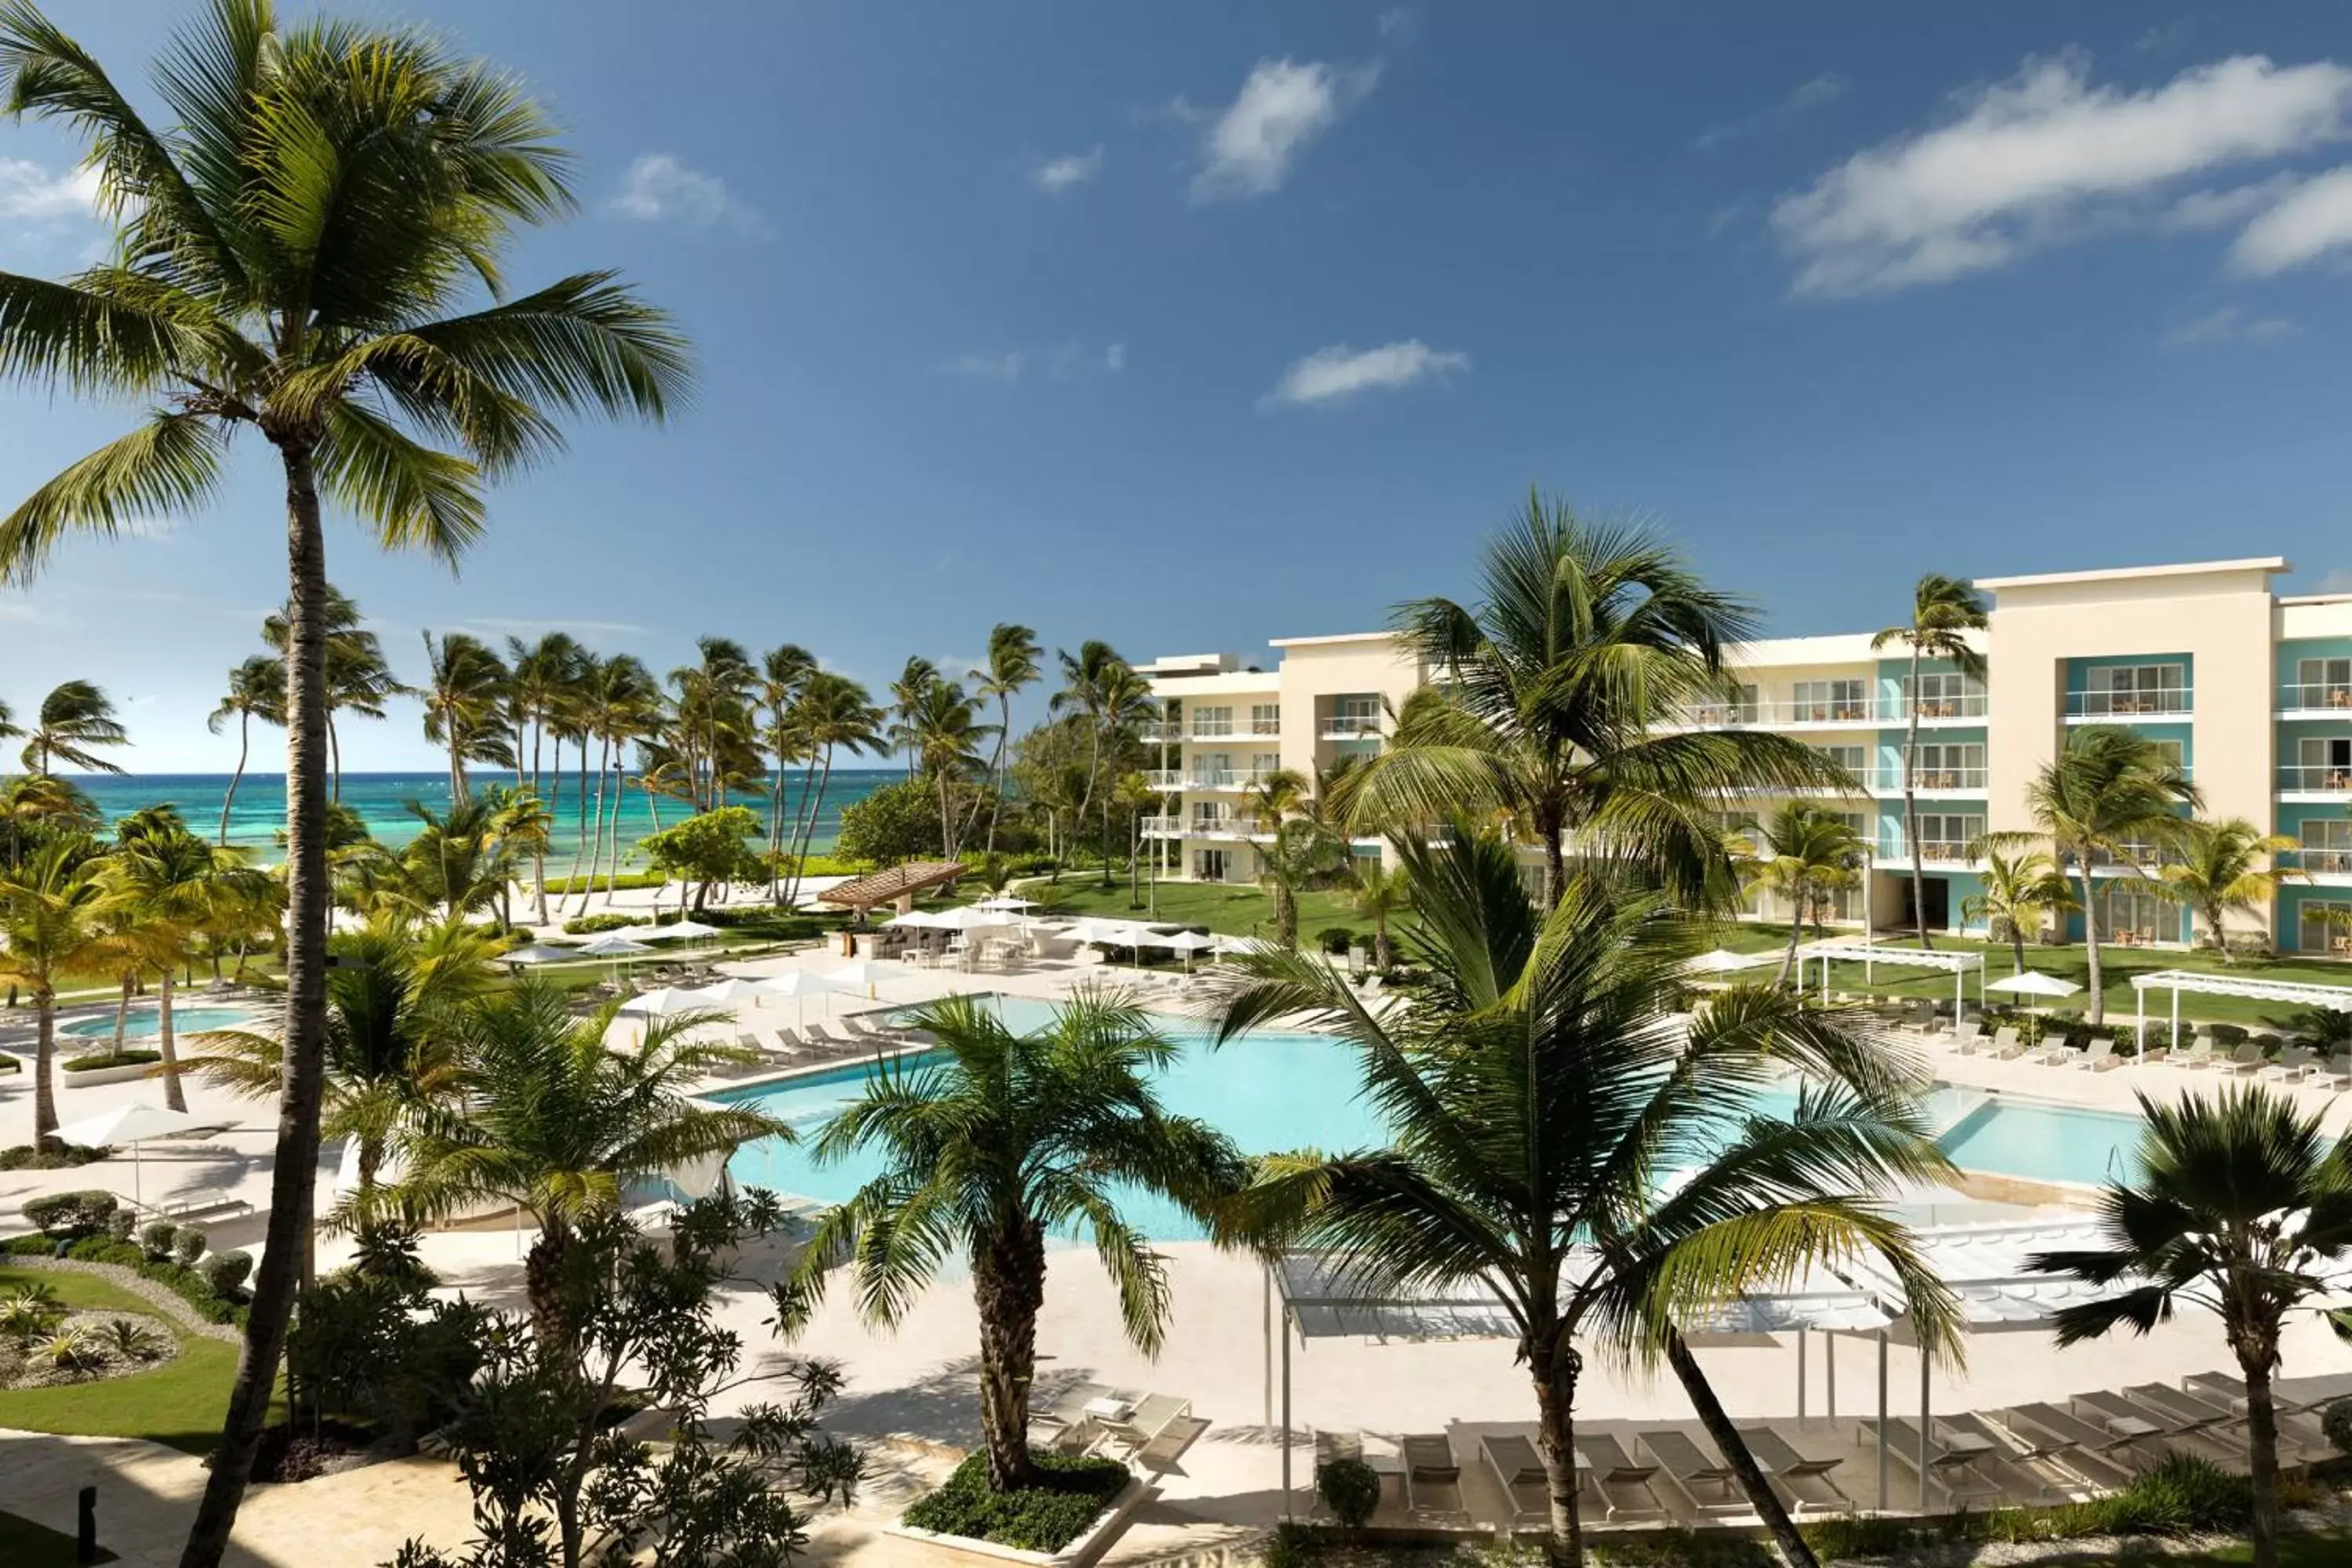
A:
[931,906,1012,931]
[884,909,942,928]
[660,919,724,943]
[1156,929,1219,973]
[1684,948,1766,977]
[498,943,579,967]
[759,968,852,1024]
[825,959,908,999]
[1985,969,2081,1022]
[620,985,699,1015]
[688,978,767,1007]
[575,934,653,958]
[975,895,1039,912]
[50,1102,214,1207]
[1213,933,1277,958]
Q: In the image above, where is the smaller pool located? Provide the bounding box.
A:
[60,1007,253,1040]
[1936,1097,2143,1187]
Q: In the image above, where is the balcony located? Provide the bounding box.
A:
[1666,695,1987,729]
[2283,846,2352,877]
[1143,770,1183,789]
[1321,715,1383,740]
[2065,690,2190,720]
[1877,839,1978,866]
[1189,724,1236,740]
[1249,722,1283,739]
[1137,723,1181,743]
[1878,767,1989,793]
[1142,815,1269,840]
[2086,841,2164,870]
[2280,684,2352,717]
[2279,764,2352,796]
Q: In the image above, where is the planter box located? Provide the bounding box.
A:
[64,1062,158,1088]
[885,1475,1148,1568]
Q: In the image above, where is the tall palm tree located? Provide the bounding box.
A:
[418,630,514,801]
[1091,661,1157,887]
[0,773,99,872]
[757,644,815,899]
[1346,496,1846,909]
[503,633,582,924]
[1207,829,1958,1563]
[1958,844,2078,975]
[779,672,883,903]
[1050,641,1125,873]
[673,637,756,810]
[888,655,940,780]
[1110,768,1160,910]
[1348,857,1410,969]
[568,656,659,914]
[0,836,108,1150]
[0,9,689,1553]
[20,680,129,775]
[381,982,778,1341]
[788,991,1244,1492]
[1255,816,1346,951]
[99,823,258,1112]
[263,586,401,804]
[1871,575,1987,949]
[975,624,1041,857]
[1736,801,1864,985]
[2154,816,2302,960]
[1987,727,2200,1025]
[909,678,996,859]
[2029,1086,2352,1568]
[207,655,285,847]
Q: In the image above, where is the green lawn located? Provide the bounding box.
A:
[2029,1530,2349,1566]
[1018,877,1362,939]
[0,1265,241,1455]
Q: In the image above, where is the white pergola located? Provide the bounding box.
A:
[2132,968,2352,1052]
[1795,942,1987,1019]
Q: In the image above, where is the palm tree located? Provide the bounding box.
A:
[2028,1086,2352,1568]
[1050,641,1126,876]
[1348,858,1410,969]
[909,678,996,859]
[20,680,129,775]
[1736,802,1864,985]
[2154,817,2302,960]
[0,772,97,872]
[0,9,690,1551]
[1091,662,1157,887]
[263,586,401,804]
[975,624,1041,857]
[1207,830,1958,1563]
[568,656,659,915]
[99,824,257,1112]
[418,631,514,801]
[1871,575,1987,950]
[381,982,778,1341]
[788,991,1244,1492]
[888,656,940,780]
[1110,769,1160,910]
[670,637,755,811]
[1255,816,1345,951]
[1958,845,2078,975]
[1346,496,1846,909]
[780,672,883,903]
[1987,727,2200,1025]
[504,633,583,924]
[208,656,285,847]
[757,644,815,899]
[0,837,108,1149]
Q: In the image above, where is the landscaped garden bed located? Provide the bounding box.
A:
[899,1450,1134,1557]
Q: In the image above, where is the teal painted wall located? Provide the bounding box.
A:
[2064,652,2194,692]
[2278,884,2352,953]
[2275,637,2352,690]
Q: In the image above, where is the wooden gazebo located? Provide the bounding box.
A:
[815,861,966,918]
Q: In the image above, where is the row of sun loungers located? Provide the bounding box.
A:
[699,1014,925,1077]
[1028,1382,1202,1470]
[1896,1012,2352,1082]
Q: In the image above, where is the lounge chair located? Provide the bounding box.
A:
[1997,1403,2148,1483]
[1577,1433,1664,1521]
[1479,1432,1549,1526]
[2315,1054,2352,1090]
[2169,1034,2216,1070]
[1313,1428,1363,1468]
[2219,1044,2267,1076]
[1031,1382,1122,1454]
[2071,1388,2229,1454]
[1095,1392,1190,1460]
[1985,1026,2022,1060]
[2074,1039,2121,1071]
[1937,1412,2080,1504]
[2261,1047,2318,1083]
[2031,1037,2077,1067]
[1637,1428,1748,1515]
[1399,1433,1462,1516]
[2183,1370,2334,1417]
[2125,1383,2330,1462]
[1734,1425,1849,1513]
[1860,1416,2002,1504]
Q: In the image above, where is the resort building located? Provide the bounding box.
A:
[1141,555,2352,956]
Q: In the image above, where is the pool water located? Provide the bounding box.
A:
[1936,1097,2143,1186]
[60,1006,254,1040]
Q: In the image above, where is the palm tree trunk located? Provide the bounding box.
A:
[155,967,187,1115]
[1528,1334,1584,1557]
[327,712,342,804]
[602,750,624,899]
[220,712,249,847]
[562,735,589,907]
[181,444,335,1568]
[1664,1330,1820,1568]
[1542,804,1567,910]
[575,738,609,918]
[2010,921,2028,975]
[985,693,1011,857]
[768,750,786,902]
[111,974,133,1062]
[1904,644,1933,950]
[31,985,57,1152]
[1129,819,1142,908]
[2238,1340,2284,1568]
[1777,894,1806,987]
[2078,863,2106,1026]
[973,1221,1047,1492]
[789,750,837,906]
[523,1219,574,1351]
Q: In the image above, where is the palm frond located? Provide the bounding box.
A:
[0,412,226,584]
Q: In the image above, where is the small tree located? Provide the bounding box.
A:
[833,779,942,868]
[637,805,765,913]
[387,1192,861,1568]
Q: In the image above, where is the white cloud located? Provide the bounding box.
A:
[2229,164,2352,273]
[1261,339,1468,409]
[1772,53,2352,295]
[2316,568,2352,594]
[605,153,765,233]
[1376,8,1418,42]
[1104,342,1126,372]
[944,351,1025,383]
[0,158,99,220]
[1695,74,1849,153]
[1030,147,1104,194]
[2161,304,2299,346]
[2161,172,2306,230]
[1186,58,1381,202]
[459,616,648,637]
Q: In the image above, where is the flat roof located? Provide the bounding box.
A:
[1266,630,1395,648]
[1976,557,2289,590]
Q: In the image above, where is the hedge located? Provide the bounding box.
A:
[56,1236,251,1327]
[21,1189,118,1238]
[902,1450,1128,1552]
[63,1049,165,1072]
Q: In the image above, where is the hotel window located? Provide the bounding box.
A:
[1250,702,1281,735]
[1248,751,1280,781]
[1913,742,1985,789]
[1190,752,1232,788]
[2298,737,2352,789]
[1812,742,1867,780]
[1835,811,1868,837]
[2302,818,2352,875]
[1328,695,1381,736]
[2151,739,2186,771]
[1712,811,1759,851]
[2100,884,2170,943]
[1912,813,1983,858]
[2084,662,2187,714]
[1905,671,1983,718]
[1189,801,1229,827]
[1191,706,1232,738]
[2298,658,2352,710]
[2302,898,2352,954]
[1696,683,1759,724]
[1792,679,1867,722]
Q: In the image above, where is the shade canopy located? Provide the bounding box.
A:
[1156,930,1220,953]
[975,895,1040,911]
[659,920,724,941]
[759,970,852,998]
[1067,918,1152,945]
[687,978,766,1005]
[575,935,654,957]
[825,960,907,987]
[499,943,579,965]
[52,1102,212,1149]
[1986,971,2082,998]
[1214,934,1278,956]
[1684,947,1766,976]
[885,909,943,928]
[620,985,701,1015]
[929,906,1014,931]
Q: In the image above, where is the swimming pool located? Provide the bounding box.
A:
[59,1006,254,1040]
[1936,1096,2143,1187]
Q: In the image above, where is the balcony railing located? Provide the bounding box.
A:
[2280,683,2352,713]
[1249,722,1283,739]
[1189,724,1235,739]
[2087,841,2164,869]
[1880,767,1989,792]
[1321,715,1383,739]
[1143,815,1271,840]
[2281,764,2352,793]
[1143,770,1183,789]
[2288,847,2352,874]
[1668,695,1987,728]
[1137,723,1181,743]
[1878,840,1977,864]
[2066,690,2190,718]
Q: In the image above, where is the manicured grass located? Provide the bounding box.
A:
[2032,1530,2350,1566]
[0,1264,241,1455]
[0,1508,107,1567]
[1021,877,1363,938]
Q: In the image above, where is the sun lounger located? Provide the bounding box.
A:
[1031,1381,1112,1431]
[1937,1412,2079,1504]
[2169,1035,2216,1070]
[1577,1433,1664,1521]
[2219,1044,2267,1076]
[2031,1038,2077,1066]
[2261,1047,2318,1083]
[1987,1026,2024,1060]
[1637,1428,1747,1515]
[1998,1404,2146,1483]
[1095,1392,1191,1459]
[1399,1433,1462,1515]
[2314,1054,2352,1090]
[2125,1383,2331,1461]
[2183,1370,2334,1417]
[1860,1417,2002,1504]
[2071,1388,2228,1454]
[1735,1425,1849,1512]
[1479,1432,1549,1526]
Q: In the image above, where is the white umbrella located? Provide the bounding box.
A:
[1156,929,1219,973]
[1214,933,1277,957]
[885,909,943,928]
[660,919,724,942]
[576,934,653,957]
[50,1102,213,1207]
[620,985,700,1015]
[499,943,579,967]
[931,906,1012,931]
[760,968,852,1024]
[975,895,1039,912]
[825,959,908,999]
[1986,969,2082,1022]
[688,978,766,1007]
[1684,948,1766,977]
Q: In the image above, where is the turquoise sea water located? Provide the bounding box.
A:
[68,768,901,867]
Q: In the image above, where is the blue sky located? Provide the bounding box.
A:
[6,2,2352,769]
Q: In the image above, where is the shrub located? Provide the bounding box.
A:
[0,1283,64,1342]
[61,1049,163,1072]
[67,1236,143,1265]
[2211,1023,2250,1047]
[171,1227,207,1267]
[2322,1396,2352,1456]
[38,1327,107,1379]
[199,1249,254,1297]
[562,913,639,935]
[901,1450,1128,1552]
[1313,1457,1381,1529]
[140,1219,179,1261]
[5,1234,58,1256]
[100,1316,169,1363]
[1315,927,1358,956]
[0,1141,107,1170]
[21,1189,118,1239]
[104,1209,136,1243]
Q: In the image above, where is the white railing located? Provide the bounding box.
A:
[1185,816,1268,838]
[1321,715,1382,739]
[1670,693,1990,728]
[2281,765,2352,793]
[1879,840,1977,864]
[2280,684,2352,713]
[1249,724,1283,739]
[1141,815,1183,836]
[1878,768,1989,792]
[2087,842,2163,869]
[1190,724,1235,739]
[2286,847,2352,874]
[2066,690,2190,718]
[1142,771,1183,789]
[1137,723,1181,743]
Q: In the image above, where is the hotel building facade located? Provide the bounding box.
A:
[1138,557,2352,956]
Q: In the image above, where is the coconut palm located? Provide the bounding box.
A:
[0,6,688,1545]
[672,637,757,810]
[208,655,285,847]
[418,630,514,801]
[1986,727,2200,1025]
[1345,496,1847,909]
[975,623,1041,857]
[756,644,815,899]
[1958,844,2078,975]
[1348,857,1410,969]
[1736,802,1864,985]
[0,836,108,1149]
[1256,816,1346,951]
[20,680,129,775]
[908,678,996,859]
[887,656,940,780]
[1871,575,1987,949]
[99,822,262,1112]
[263,586,401,804]
[568,655,660,914]
[1110,768,1160,911]
[504,632,583,924]
[1207,829,1958,1562]
[788,990,1245,1492]
[2152,817,2302,960]
[1050,641,1127,874]
[2029,1086,2352,1568]
[380,982,777,1342]
[0,772,96,872]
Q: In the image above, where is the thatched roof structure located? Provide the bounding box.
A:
[815,861,966,914]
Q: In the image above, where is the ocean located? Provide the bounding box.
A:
[70,768,904,867]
